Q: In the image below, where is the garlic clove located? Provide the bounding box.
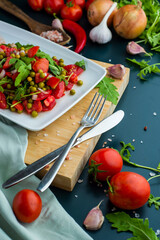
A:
[107,64,126,79]
[89,2,117,44]
[126,41,146,55]
[52,19,64,31]
[83,201,104,230]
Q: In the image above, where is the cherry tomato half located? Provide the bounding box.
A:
[12,189,42,223]
[89,148,123,181]
[108,171,151,210]
[27,0,44,11]
[60,1,83,22]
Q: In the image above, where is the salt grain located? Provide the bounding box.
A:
[111,135,115,138]
[43,133,48,137]
[149,172,156,177]
[134,213,140,218]
[140,140,143,144]
[109,59,112,62]
[153,112,157,116]
[107,138,112,142]
[78,179,83,184]
[133,86,136,89]
[40,139,44,142]
[156,229,160,236]
[132,139,135,142]
[75,195,78,198]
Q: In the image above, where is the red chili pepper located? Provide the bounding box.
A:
[62,19,86,53]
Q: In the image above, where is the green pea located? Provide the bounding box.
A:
[30,86,37,92]
[70,89,76,95]
[0,54,4,60]
[38,82,45,88]
[40,72,46,78]
[32,110,38,118]
[17,110,23,114]
[30,81,35,86]
[28,98,33,103]
[27,103,32,109]
[30,71,35,78]
[7,83,12,89]
[10,107,16,112]
[77,80,83,86]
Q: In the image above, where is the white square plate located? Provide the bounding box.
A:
[0,21,106,131]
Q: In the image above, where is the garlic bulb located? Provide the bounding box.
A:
[83,201,104,230]
[89,2,117,44]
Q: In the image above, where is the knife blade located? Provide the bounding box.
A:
[2,110,124,189]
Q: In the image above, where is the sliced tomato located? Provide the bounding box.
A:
[32,100,42,112]
[0,92,7,109]
[53,81,65,99]
[3,56,13,69]
[35,90,52,101]
[64,64,84,76]
[42,98,56,111]
[35,73,49,83]
[12,100,24,111]
[46,77,60,89]
[22,100,32,114]
[65,82,73,90]
[69,72,78,83]
[28,46,39,58]
[32,58,49,73]
[44,95,55,107]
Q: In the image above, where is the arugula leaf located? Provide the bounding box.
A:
[15,65,30,87]
[75,60,86,70]
[148,194,160,210]
[96,76,119,105]
[106,212,159,240]
[9,58,26,70]
[49,63,62,76]
[36,51,54,64]
[0,58,6,68]
[126,58,160,80]
[14,82,28,101]
[15,42,33,49]
[20,56,35,65]
[0,76,11,86]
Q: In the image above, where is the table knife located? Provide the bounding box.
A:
[2,110,124,189]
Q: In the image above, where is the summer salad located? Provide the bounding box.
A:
[0,42,85,117]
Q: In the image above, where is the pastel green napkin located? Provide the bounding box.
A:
[0,117,93,240]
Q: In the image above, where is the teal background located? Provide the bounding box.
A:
[1,1,160,239]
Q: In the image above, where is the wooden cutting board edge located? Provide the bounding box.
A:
[25,60,130,191]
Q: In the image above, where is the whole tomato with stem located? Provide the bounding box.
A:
[12,189,42,223]
[27,0,44,11]
[108,172,151,210]
[67,0,85,9]
[44,0,64,14]
[60,0,83,22]
[88,148,123,182]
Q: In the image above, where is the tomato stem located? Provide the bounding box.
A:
[147,174,160,182]
[106,177,113,193]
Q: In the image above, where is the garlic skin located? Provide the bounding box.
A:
[83,201,104,230]
[126,41,146,55]
[89,2,117,44]
[107,64,126,79]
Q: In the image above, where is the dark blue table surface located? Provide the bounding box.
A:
[1,1,160,239]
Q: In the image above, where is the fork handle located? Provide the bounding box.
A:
[0,0,34,27]
[37,125,85,192]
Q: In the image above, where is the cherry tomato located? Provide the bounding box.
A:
[44,0,64,14]
[53,81,65,99]
[67,0,85,8]
[60,1,83,22]
[42,98,56,111]
[46,76,60,89]
[0,92,7,109]
[3,56,13,69]
[12,100,24,111]
[32,58,49,73]
[27,46,39,58]
[108,172,151,210]
[27,0,44,11]
[12,189,42,223]
[89,148,123,181]
[64,64,84,76]
[36,90,52,101]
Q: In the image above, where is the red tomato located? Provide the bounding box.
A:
[27,46,39,58]
[64,64,84,76]
[65,82,74,90]
[12,189,42,223]
[27,0,44,11]
[46,77,60,89]
[42,98,56,111]
[53,81,65,99]
[67,0,85,8]
[44,0,64,14]
[44,95,55,107]
[36,90,52,101]
[108,172,151,210]
[32,58,49,73]
[32,100,43,112]
[60,1,83,22]
[12,100,24,111]
[3,56,13,69]
[89,148,123,181]
[0,92,7,109]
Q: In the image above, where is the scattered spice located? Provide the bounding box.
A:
[144,126,147,131]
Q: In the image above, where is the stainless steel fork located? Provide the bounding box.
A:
[37,92,106,192]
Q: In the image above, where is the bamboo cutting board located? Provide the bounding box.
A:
[25,60,130,191]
